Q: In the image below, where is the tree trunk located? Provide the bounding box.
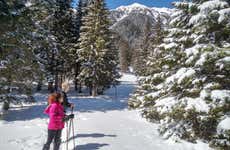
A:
[48,82,54,92]
[74,64,82,92]
[92,84,97,97]
[79,82,82,93]
[36,80,42,91]
[55,72,59,91]
[74,79,78,91]
[89,84,92,96]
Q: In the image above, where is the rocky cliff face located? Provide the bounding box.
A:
[109,3,174,72]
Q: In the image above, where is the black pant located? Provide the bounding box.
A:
[43,129,62,150]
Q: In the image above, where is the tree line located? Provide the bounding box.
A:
[129,0,230,149]
[0,0,119,109]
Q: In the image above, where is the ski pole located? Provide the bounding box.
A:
[66,121,69,150]
[71,107,76,150]
[71,118,76,149]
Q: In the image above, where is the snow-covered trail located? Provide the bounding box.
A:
[0,74,212,150]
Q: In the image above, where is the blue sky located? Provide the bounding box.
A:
[72,0,176,9]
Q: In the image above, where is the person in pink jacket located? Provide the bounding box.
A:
[43,93,74,150]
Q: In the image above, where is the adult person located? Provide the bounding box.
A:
[61,81,74,111]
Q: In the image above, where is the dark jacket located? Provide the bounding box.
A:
[61,91,71,108]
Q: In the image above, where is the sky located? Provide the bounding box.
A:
[72,0,176,9]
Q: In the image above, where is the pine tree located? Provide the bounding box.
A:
[133,15,165,76]
[184,0,230,147]
[69,0,87,92]
[0,0,43,108]
[31,0,62,92]
[129,0,230,148]
[50,0,72,90]
[32,0,78,91]
[78,0,119,96]
[119,40,131,73]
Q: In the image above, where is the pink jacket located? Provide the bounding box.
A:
[44,102,65,130]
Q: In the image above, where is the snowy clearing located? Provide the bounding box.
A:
[0,74,212,150]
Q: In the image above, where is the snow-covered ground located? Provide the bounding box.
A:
[0,74,212,150]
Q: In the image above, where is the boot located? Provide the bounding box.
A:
[42,144,50,150]
[53,139,61,150]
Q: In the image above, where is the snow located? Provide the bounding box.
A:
[189,14,207,25]
[164,42,178,50]
[151,7,175,14]
[118,73,137,84]
[115,2,153,17]
[166,68,196,84]
[25,1,32,7]
[218,8,230,23]
[0,102,4,115]
[200,89,210,99]
[218,56,230,63]
[155,97,177,114]
[113,2,172,23]
[216,56,230,70]
[189,0,229,25]
[211,90,230,102]
[181,97,210,113]
[195,52,208,66]
[146,91,161,99]
[218,117,230,130]
[116,3,149,10]
[185,45,201,57]
[0,74,212,150]
[198,0,228,13]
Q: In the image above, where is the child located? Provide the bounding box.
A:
[43,93,74,150]
[47,93,57,105]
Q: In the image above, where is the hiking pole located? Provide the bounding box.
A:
[70,107,76,149]
[65,107,76,150]
[66,121,69,150]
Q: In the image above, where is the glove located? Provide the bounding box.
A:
[62,114,74,122]
[62,115,69,122]
[69,114,74,119]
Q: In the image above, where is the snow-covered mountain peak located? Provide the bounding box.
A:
[110,3,173,25]
[112,3,173,19]
[116,3,150,11]
[151,7,174,14]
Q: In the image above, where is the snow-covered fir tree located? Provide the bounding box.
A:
[129,0,230,149]
[30,0,64,91]
[32,0,79,91]
[0,0,43,110]
[69,0,88,92]
[132,15,165,76]
[50,0,75,89]
[78,0,119,96]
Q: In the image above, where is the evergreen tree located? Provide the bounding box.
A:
[0,0,42,108]
[50,0,73,90]
[129,0,230,148]
[70,0,87,92]
[30,0,63,91]
[32,0,78,91]
[133,15,165,76]
[78,0,119,96]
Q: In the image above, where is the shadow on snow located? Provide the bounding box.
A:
[69,83,136,113]
[65,133,116,143]
[2,83,136,121]
[2,104,47,121]
[75,143,109,150]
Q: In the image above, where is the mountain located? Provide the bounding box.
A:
[110,3,173,24]
[109,3,174,71]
